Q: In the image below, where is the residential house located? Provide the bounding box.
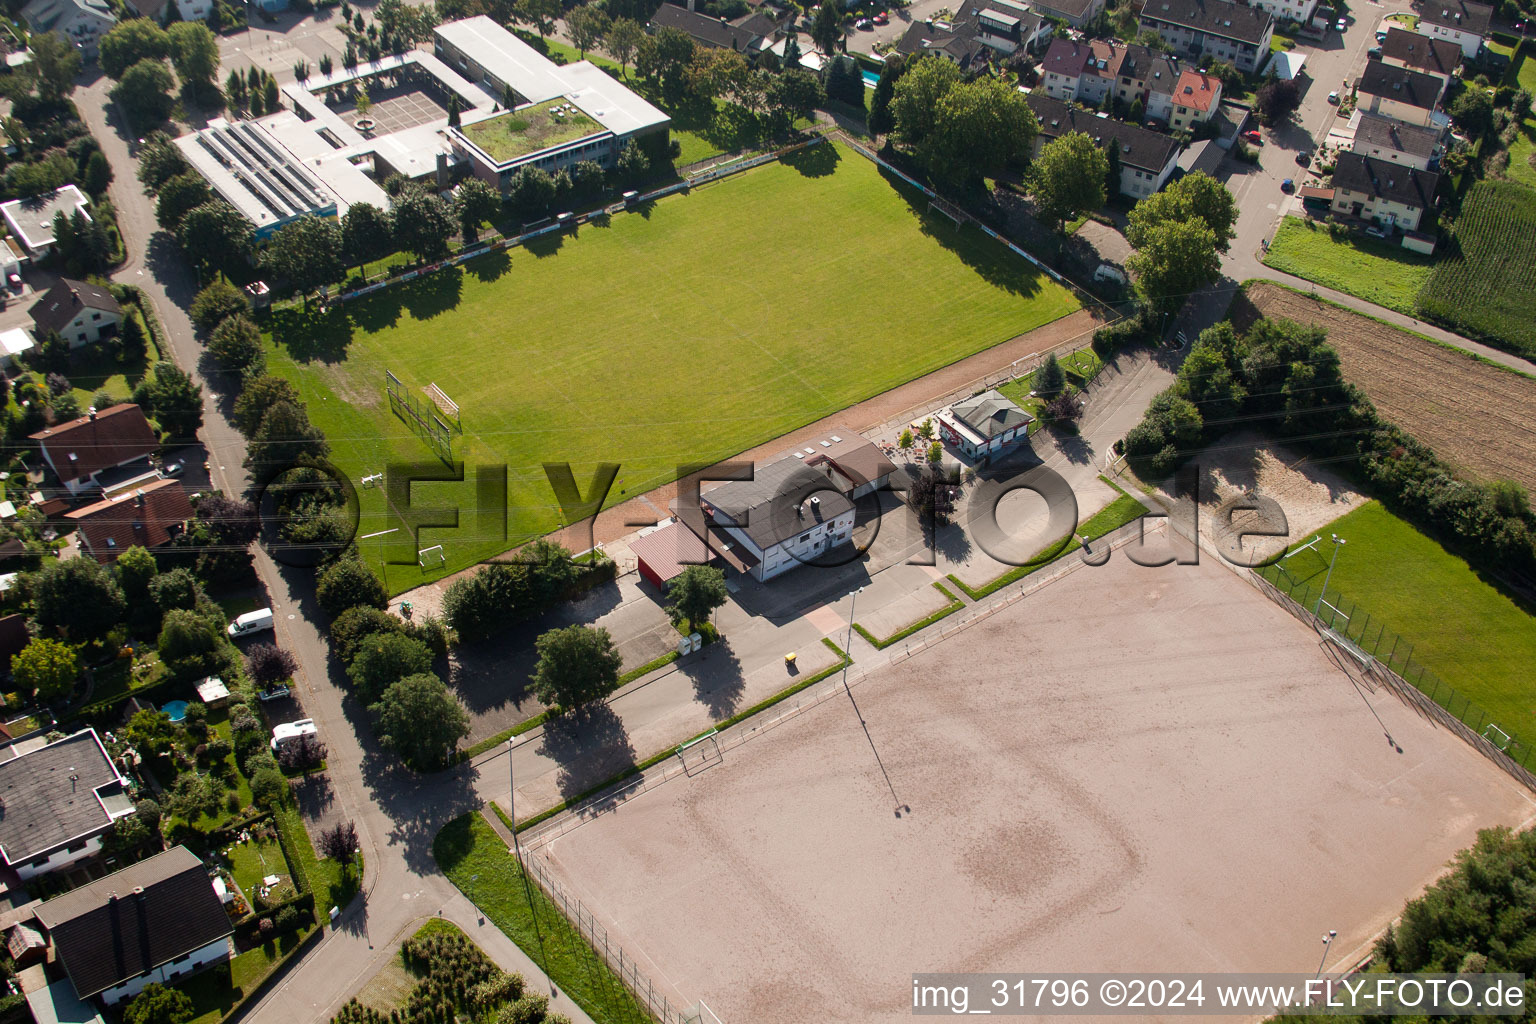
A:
[127,0,213,22]
[0,730,135,882]
[1380,27,1461,81]
[28,279,121,349]
[1039,37,1127,105]
[647,2,781,53]
[936,390,1035,461]
[1330,151,1439,230]
[690,429,897,582]
[65,478,194,564]
[1169,68,1222,130]
[1357,61,1445,127]
[895,4,1050,70]
[1247,0,1320,28]
[895,16,992,69]
[1350,111,1443,170]
[35,846,234,1006]
[1029,0,1105,29]
[1114,44,1184,121]
[0,185,91,258]
[1028,93,1183,198]
[30,404,158,497]
[1138,0,1274,73]
[1411,0,1492,58]
[20,0,114,58]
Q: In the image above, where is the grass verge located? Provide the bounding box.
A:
[948,492,1147,601]
[434,815,654,1024]
[1262,216,1434,315]
[852,581,965,649]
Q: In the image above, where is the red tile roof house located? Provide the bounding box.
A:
[29,404,158,497]
[64,478,194,564]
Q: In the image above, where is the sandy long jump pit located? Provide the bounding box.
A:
[533,554,1536,1023]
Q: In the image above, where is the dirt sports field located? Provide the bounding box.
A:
[1235,282,1536,496]
[531,552,1536,1024]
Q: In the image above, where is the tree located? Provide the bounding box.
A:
[765,68,824,134]
[113,58,178,125]
[137,132,189,194]
[263,217,344,302]
[455,178,501,244]
[157,608,226,678]
[810,0,844,55]
[144,362,204,439]
[208,314,265,375]
[447,92,460,127]
[316,556,388,618]
[636,26,695,94]
[178,200,254,273]
[34,556,126,642]
[232,375,301,435]
[1125,171,1238,251]
[1126,218,1221,312]
[168,22,220,86]
[101,19,172,79]
[442,562,527,642]
[123,983,194,1024]
[607,17,645,77]
[371,672,469,769]
[909,466,959,527]
[517,0,560,38]
[1450,87,1495,139]
[348,632,432,701]
[194,494,261,549]
[148,567,206,616]
[242,401,329,481]
[341,202,393,275]
[506,165,557,216]
[890,55,961,146]
[10,638,79,701]
[29,33,81,101]
[249,764,288,808]
[116,545,160,626]
[566,5,610,58]
[1253,76,1300,125]
[276,732,327,773]
[1035,352,1066,397]
[1029,132,1108,229]
[246,642,298,689]
[925,76,1035,184]
[666,565,728,632]
[390,184,455,262]
[190,280,247,333]
[868,53,905,135]
[319,821,360,868]
[530,625,622,711]
[156,173,215,232]
[84,150,112,197]
[822,54,863,109]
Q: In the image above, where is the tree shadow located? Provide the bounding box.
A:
[398,269,465,321]
[523,232,568,258]
[889,169,1048,301]
[1054,426,1094,465]
[269,304,355,364]
[681,639,745,720]
[464,250,512,283]
[537,704,637,804]
[782,140,840,178]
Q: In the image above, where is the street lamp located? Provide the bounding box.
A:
[1316,930,1338,979]
[1313,533,1346,617]
[842,586,863,692]
[507,734,553,996]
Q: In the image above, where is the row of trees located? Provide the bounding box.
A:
[100,18,223,122]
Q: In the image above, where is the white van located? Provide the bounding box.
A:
[271,719,317,753]
[1093,264,1127,286]
[228,607,274,638]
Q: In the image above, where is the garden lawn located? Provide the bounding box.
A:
[1506,120,1536,189]
[227,833,291,896]
[274,804,354,911]
[267,142,1078,591]
[1508,44,1536,93]
[1269,501,1536,750]
[1262,216,1434,315]
[178,930,312,1024]
[434,814,655,1024]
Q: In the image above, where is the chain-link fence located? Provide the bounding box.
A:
[1252,562,1536,788]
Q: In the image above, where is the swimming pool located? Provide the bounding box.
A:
[162,700,188,722]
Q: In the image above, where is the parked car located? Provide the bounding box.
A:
[1281,178,1295,193]
[1365,225,1388,238]
[1375,28,1387,41]
[1242,129,1263,144]
[1296,150,1312,166]
[855,17,871,28]
[271,718,317,753]
[228,607,275,638]
[1367,46,1383,59]
[873,10,888,23]
[162,459,184,477]
[257,685,291,702]
[1335,16,1347,30]
[1327,90,1340,104]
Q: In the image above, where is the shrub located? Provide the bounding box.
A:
[249,764,288,808]
[229,703,259,734]
[273,904,301,934]
[316,556,388,619]
[498,994,549,1024]
[246,642,298,689]
[347,632,432,703]
[257,916,275,941]
[329,605,403,662]
[189,279,247,333]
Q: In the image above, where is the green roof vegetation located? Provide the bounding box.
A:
[459,98,602,162]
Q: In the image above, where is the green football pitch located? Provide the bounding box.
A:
[265,142,1080,591]
[1268,501,1536,751]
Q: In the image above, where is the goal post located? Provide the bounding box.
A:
[425,382,462,432]
[418,544,446,568]
[1483,723,1512,752]
[675,728,722,774]
[928,199,963,229]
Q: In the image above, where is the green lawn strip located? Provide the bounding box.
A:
[273,803,357,912]
[1262,217,1434,315]
[1261,500,1536,750]
[1505,119,1536,190]
[509,638,851,834]
[267,141,1078,593]
[461,649,683,760]
[948,493,1148,601]
[851,582,964,649]
[434,815,654,1024]
[1239,279,1536,380]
